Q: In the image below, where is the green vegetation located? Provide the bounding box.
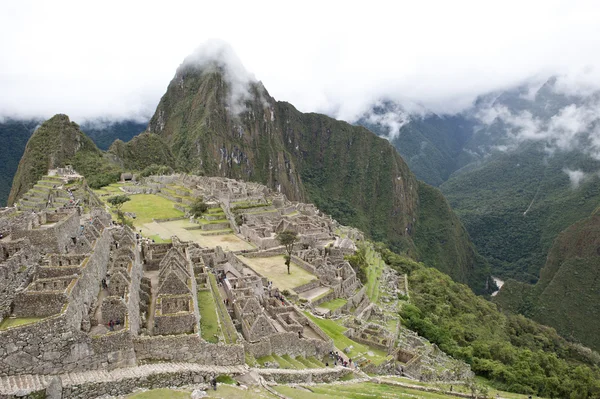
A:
[441,143,600,283]
[107,194,131,223]
[145,64,490,293]
[276,230,298,274]
[215,375,236,385]
[0,317,42,329]
[108,132,176,172]
[364,244,385,302]
[495,213,600,353]
[303,312,388,365]
[389,247,600,398]
[238,255,316,292]
[208,273,237,344]
[413,182,491,294]
[0,119,39,205]
[345,246,368,284]
[118,194,184,225]
[318,298,347,311]
[255,354,322,370]
[8,114,117,204]
[81,120,147,150]
[190,197,208,217]
[275,382,458,399]
[197,290,221,343]
[146,235,171,244]
[127,389,190,399]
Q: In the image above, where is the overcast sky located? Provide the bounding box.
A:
[1,0,599,123]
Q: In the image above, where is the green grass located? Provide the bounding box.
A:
[197,290,222,343]
[245,352,257,367]
[303,312,388,365]
[256,354,300,369]
[238,255,317,293]
[118,194,184,225]
[208,273,237,344]
[275,382,458,399]
[318,298,347,311]
[306,356,326,367]
[381,376,540,399]
[93,183,125,196]
[146,234,171,243]
[215,375,236,385]
[364,244,385,303]
[127,389,190,399]
[0,317,43,329]
[295,356,321,369]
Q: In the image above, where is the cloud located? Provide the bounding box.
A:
[563,168,587,188]
[180,39,263,115]
[0,1,600,123]
[476,97,600,158]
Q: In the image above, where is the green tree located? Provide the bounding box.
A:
[107,195,130,211]
[277,230,298,274]
[345,246,368,284]
[107,195,131,224]
[190,197,208,217]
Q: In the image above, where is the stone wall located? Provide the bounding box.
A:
[154,312,196,335]
[291,255,317,275]
[0,243,38,320]
[244,332,333,359]
[293,279,321,295]
[258,366,349,384]
[133,335,245,365]
[12,209,80,254]
[0,310,136,376]
[12,291,67,317]
[0,227,137,376]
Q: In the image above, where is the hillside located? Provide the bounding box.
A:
[108,132,176,171]
[145,46,492,293]
[360,78,600,286]
[7,114,104,204]
[357,102,476,186]
[80,119,147,150]
[494,213,600,352]
[442,143,600,281]
[0,118,39,206]
[0,118,147,206]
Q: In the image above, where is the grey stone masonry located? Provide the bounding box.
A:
[0,362,248,398]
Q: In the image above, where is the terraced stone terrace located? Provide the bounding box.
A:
[145,219,253,251]
[0,173,478,398]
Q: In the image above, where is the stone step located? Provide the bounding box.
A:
[0,363,249,395]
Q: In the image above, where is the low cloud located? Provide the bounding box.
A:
[476,97,600,159]
[181,39,263,115]
[563,168,587,188]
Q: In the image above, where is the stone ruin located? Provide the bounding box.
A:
[0,173,474,397]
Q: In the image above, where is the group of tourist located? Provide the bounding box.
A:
[326,351,352,368]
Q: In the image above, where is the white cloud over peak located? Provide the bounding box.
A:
[1,0,600,123]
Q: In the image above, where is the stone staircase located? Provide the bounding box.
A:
[0,363,248,396]
[16,176,69,212]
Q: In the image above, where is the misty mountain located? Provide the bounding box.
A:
[358,77,600,282]
[137,44,493,293]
